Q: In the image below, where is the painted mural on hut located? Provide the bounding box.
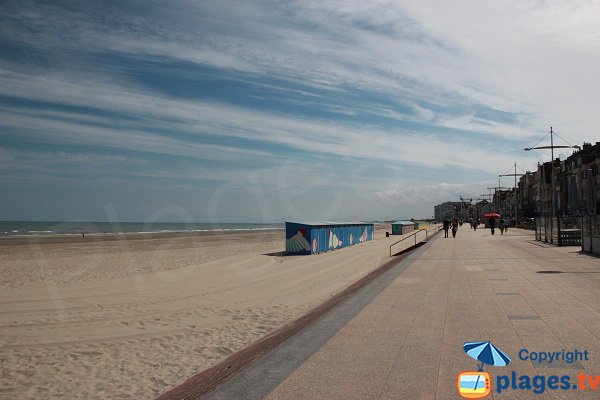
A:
[286,228,311,254]
[285,222,374,255]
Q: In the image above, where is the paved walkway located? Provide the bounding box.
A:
[210,227,600,399]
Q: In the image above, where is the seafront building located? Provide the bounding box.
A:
[433,202,463,221]
[517,172,537,218]
[434,141,600,252]
[560,142,600,215]
[526,142,600,218]
[475,200,491,219]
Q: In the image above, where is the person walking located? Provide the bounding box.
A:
[473,218,479,231]
[499,218,506,235]
[451,218,458,238]
[443,218,450,238]
[489,217,496,235]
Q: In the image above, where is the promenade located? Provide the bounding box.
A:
[207,226,600,399]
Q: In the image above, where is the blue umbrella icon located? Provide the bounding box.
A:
[463,341,511,392]
[463,341,511,370]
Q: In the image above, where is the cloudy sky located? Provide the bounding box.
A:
[1,0,599,222]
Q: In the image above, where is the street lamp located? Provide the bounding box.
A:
[524,127,581,244]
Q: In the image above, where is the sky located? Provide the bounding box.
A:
[1,0,599,223]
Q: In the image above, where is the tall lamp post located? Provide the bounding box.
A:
[499,163,520,227]
[524,127,580,244]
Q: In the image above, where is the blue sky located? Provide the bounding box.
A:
[1,0,599,222]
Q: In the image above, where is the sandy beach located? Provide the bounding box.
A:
[0,224,431,399]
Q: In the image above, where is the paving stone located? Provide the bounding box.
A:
[220,229,600,400]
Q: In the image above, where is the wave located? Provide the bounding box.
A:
[1,225,284,237]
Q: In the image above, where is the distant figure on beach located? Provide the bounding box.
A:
[443,219,450,238]
[489,217,496,235]
[451,219,458,238]
[499,218,506,235]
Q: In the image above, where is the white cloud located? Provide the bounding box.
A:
[0,110,272,161]
[0,72,539,174]
[400,0,600,140]
[0,146,13,168]
[376,181,492,206]
[2,0,599,220]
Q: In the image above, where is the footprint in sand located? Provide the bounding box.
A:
[215,346,233,356]
[76,351,103,357]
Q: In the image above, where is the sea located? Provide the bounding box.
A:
[0,221,284,237]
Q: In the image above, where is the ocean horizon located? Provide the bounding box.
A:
[0,221,286,237]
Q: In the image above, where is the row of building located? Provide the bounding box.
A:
[501,141,599,222]
[435,141,600,223]
[434,142,600,252]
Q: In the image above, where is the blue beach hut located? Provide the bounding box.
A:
[285,221,374,255]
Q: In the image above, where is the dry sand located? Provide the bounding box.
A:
[0,225,433,399]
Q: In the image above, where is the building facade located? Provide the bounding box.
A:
[434,201,463,221]
[518,172,538,219]
[432,142,599,233]
[559,142,600,216]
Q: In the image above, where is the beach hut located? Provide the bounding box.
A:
[285,221,374,255]
[413,220,430,229]
[391,220,415,235]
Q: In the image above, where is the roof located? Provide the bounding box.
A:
[285,221,374,227]
[391,220,415,225]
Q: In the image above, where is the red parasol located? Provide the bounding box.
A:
[483,212,501,219]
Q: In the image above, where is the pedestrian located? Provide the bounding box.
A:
[489,217,496,235]
[452,219,458,238]
[443,219,450,238]
[473,218,479,231]
[499,218,506,235]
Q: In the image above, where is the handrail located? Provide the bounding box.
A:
[389,228,429,257]
[388,226,442,256]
